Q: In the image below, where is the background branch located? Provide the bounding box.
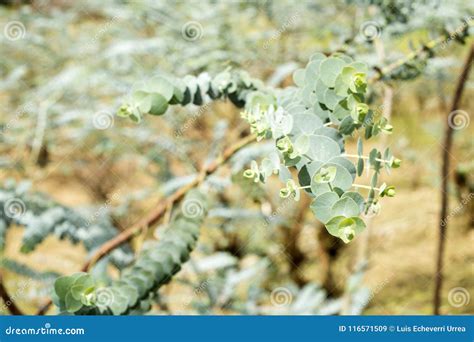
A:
[433,43,473,315]
[0,272,24,315]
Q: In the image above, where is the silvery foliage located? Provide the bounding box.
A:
[117,53,400,244]
[0,180,133,268]
[52,190,207,315]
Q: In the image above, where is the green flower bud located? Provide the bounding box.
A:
[117,104,133,117]
[340,226,355,244]
[353,72,367,91]
[279,187,291,198]
[276,136,293,154]
[392,158,401,168]
[355,103,369,122]
[380,185,396,197]
[243,169,255,179]
[381,124,393,134]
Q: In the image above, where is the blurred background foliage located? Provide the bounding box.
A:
[0,0,473,315]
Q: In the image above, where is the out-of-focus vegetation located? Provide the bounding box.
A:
[0,0,473,316]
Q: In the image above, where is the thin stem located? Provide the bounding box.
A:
[0,272,24,315]
[368,22,471,84]
[352,184,379,191]
[299,185,312,190]
[433,44,473,315]
[36,133,257,315]
[343,153,391,164]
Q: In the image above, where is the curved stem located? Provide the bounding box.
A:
[36,133,256,315]
[0,272,24,315]
[433,43,473,315]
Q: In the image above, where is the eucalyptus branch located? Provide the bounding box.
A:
[369,21,472,83]
[36,133,256,315]
[83,133,256,271]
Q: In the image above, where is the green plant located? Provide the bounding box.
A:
[52,190,206,314]
[117,54,399,244]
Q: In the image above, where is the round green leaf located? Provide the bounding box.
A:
[331,197,360,217]
[293,68,306,87]
[341,191,365,212]
[319,57,346,87]
[65,292,83,313]
[311,191,340,223]
[306,135,341,162]
[328,156,356,180]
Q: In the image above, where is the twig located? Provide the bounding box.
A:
[84,133,256,271]
[0,272,24,315]
[36,133,256,315]
[369,21,471,83]
[433,43,473,315]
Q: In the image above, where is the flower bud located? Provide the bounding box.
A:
[355,103,369,122]
[340,226,355,243]
[353,72,367,91]
[279,188,291,198]
[243,169,255,179]
[392,158,401,168]
[381,124,393,134]
[117,104,133,117]
[276,136,293,154]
